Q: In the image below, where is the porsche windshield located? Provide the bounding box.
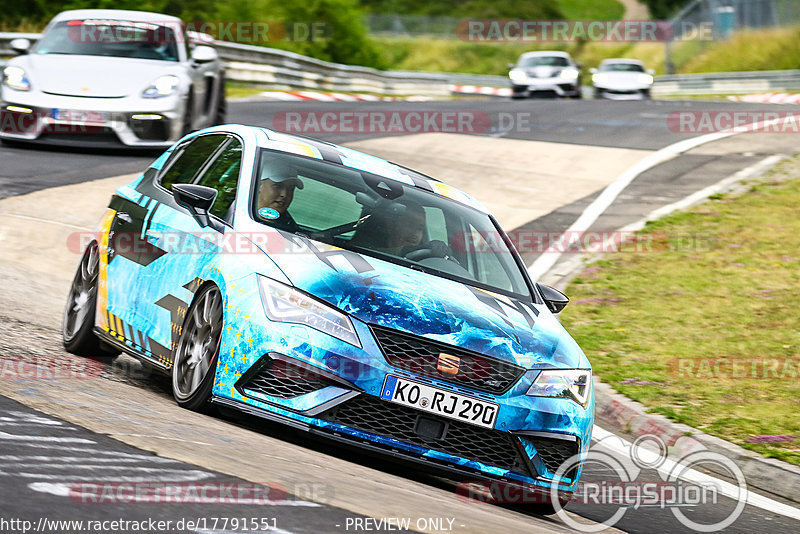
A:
[518,56,569,67]
[34,20,180,62]
[254,150,532,299]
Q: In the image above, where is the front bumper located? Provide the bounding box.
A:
[0,88,183,147]
[593,84,651,100]
[510,76,580,97]
[212,275,594,493]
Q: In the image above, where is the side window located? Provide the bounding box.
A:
[159,134,227,191]
[195,138,243,221]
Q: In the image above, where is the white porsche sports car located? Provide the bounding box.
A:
[0,9,226,147]
[590,59,654,100]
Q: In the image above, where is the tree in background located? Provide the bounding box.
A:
[642,0,688,19]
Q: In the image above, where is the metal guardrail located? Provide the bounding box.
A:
[3,32,799,97]
[0,32,451,97]
[653,69,800,95]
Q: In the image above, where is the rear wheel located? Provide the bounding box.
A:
[172,284,223,412]
[62,242,119,358]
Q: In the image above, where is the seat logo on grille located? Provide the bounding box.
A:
[437,353,460,375]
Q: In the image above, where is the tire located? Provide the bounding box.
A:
[62,241,119,358]
[181,91,194,136]
[172,284,223,412]
[213,72,227,125]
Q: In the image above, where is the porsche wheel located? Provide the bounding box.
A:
[172,284,223,411]
[62,241,119,358]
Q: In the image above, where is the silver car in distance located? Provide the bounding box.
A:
[0,9,226,147]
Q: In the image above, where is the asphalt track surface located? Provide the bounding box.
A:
[2,97,800,533]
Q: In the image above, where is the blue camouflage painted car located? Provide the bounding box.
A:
[62,124,594,512]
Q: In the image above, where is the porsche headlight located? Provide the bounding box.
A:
[509,69,527,83]
[142,75,179,98]
[592,73,609,85]
[527,369,591,407]
[3,66,31,91]
[559,68,579,80]
[637,73,654,85]
[258,276,360,348]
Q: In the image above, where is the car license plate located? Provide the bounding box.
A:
[381,375,498,429]
[51,109,104,123]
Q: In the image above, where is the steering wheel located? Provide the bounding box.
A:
[403,240,461,265]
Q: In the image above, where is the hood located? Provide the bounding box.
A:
[20,54,181,98]
[267,235,588,370]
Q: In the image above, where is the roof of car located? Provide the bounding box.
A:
[519,51,572,58]
[51,9,182,24]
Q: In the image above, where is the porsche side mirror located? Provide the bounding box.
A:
[172,183,220,230]
[648,69,655,76]
[507,63,515,70]
[191,45,218,64]
[10,38,31,54]
[589,68,598,74]
[538,283,569,314]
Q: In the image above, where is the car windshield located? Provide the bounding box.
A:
[253,150,532,300]
[518,56,569,67]
[34,20,180,62]
[600,63,645,72]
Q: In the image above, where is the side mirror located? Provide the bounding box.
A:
[507,63,515,70]
[191,45,218,64]
[172,183,220,230]
[589,68,598,74]
[538,284,569,314]
[10,38,31,54]
[647,69,655,76]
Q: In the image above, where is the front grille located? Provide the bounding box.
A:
[319,393,529,475]
[239,358,338,399]
[370,326,526,394]
[522,435,580,476]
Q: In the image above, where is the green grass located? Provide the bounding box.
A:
[555,0,625,20]
[375,24,800,76]
[559,156,800,464]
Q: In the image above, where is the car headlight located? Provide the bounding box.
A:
[637,73,654,85]
[527,369,591,407]
[559,68,579,81]
[142,75,180,98]
[2,66,31,91]
[509,69,527,83]
[258,276,361,348]
[592,73,608,85]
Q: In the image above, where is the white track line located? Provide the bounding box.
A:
[592,426,800,521]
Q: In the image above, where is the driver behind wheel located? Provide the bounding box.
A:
[353,199,453,260]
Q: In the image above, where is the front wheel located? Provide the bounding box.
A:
[172,284,223,412]
[63,242,119,358]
